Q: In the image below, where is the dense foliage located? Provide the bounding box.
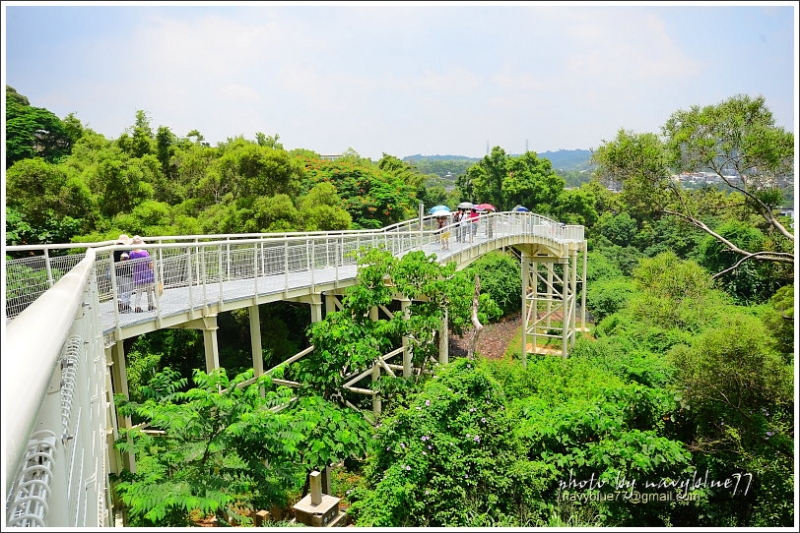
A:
[6,87,793,527]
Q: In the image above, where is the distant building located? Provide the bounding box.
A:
[319,154,341,161]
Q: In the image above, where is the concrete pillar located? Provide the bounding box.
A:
[249,305,263,377]
[325,294,337,315]
[438,308,449,365]
[310,471,322,505]
[111,341,135,472]
[372,365,381,414]
[309,293,323,324]
[104,347,120,476]
[400,299,412,377]
[203,316,220,372]
[321,465,332,495]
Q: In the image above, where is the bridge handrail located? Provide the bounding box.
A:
[5,249,96,492]
[4,211,569,252]
[5,212,583,321]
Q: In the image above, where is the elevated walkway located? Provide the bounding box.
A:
[4,211,586,527]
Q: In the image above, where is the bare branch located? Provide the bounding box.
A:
[662,208,794,274]
[466,274,484,360]
[713,172,795,241]
[712,250,795,279]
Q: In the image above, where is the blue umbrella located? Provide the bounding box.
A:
[428,205,451,214]
[513,205,530,212]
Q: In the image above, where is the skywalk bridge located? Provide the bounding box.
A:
[4,211,586,527]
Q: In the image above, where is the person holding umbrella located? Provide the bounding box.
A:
[475,203,496,238]
[455,202,473,242]
[428,205,452,248]
[468,208,480,242]
[452,208,464,242]
[436,215,451,250]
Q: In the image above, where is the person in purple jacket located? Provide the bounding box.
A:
[128,235,157,312]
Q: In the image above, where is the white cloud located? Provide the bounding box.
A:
[4,4,794,159]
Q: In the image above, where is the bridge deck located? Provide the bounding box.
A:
[103,233,484,336]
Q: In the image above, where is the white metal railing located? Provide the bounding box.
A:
[2,211,583,528]
[5,212,583,324]
[5,249,111,527]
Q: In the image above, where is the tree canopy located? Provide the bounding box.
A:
[591,94,794,276]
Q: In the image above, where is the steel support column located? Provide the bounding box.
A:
[521,247,577,359]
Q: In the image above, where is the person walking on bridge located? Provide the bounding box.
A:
[128,235,157,312]
[468,208,480,242]
[113,234,133,312]
[452,209,464,242]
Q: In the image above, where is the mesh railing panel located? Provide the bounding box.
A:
[6,215,585,321]
[6,432,56,527]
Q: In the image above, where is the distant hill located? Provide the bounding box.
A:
[537,149,593,172]
[403,149,593,176]
[403,154,479,162]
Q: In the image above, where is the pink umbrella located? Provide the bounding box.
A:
[475,203,496,212]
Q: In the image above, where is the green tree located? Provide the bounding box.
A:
[758,284,793,358]
[91,155,160,217]
[117,109,155,158]
[593,95,795,274]
[465,251,521,317]
[462,146,508,207]
[377,154,426,200]
[216,143,304,199]
[155,125,178,182]
[6,86,76,167]
[255,132,283,149]
[592,212,639,247]
[590,129,671,222]
[553,184,598,226]
[502,151,565,213]
[301,159,418,228]
[251,193,301,232]
[115,367,372,526]
[667,312,794,526]
[5,158,93,230]
[298,182,352,231]
[628,251,725,332]
[350,358,556,527]
[586,277,637,323]
[696,221,786,303]
[296,248,499,403]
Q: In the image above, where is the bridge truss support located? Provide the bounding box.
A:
[520,242,587,363]
[169,315,220,372]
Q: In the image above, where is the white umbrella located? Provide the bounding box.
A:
[457,201,474,210]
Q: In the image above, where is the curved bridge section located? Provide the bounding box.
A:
[4,211,586,527]
[7,212,585,342]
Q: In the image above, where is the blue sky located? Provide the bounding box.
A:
[3,1,797,161]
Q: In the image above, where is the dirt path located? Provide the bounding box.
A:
[449,313,522,360]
